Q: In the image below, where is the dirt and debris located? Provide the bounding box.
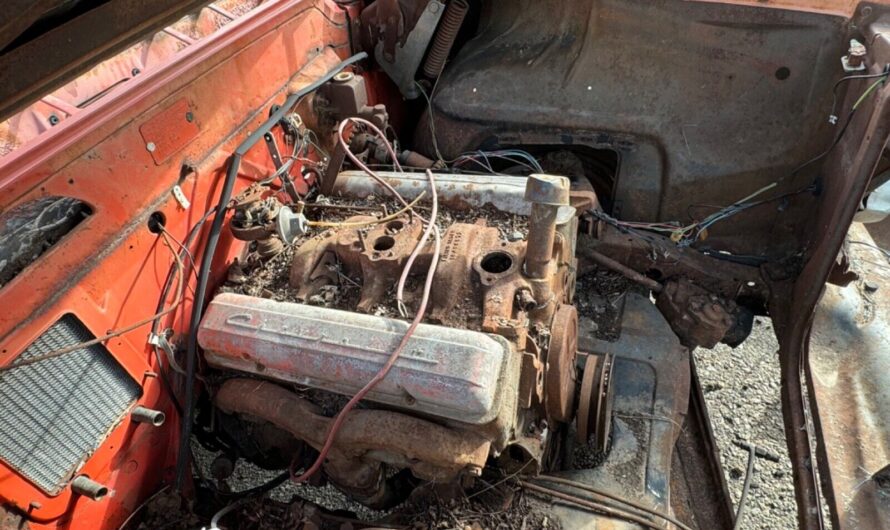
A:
[566,423,610,470]
[307,196,529,240]
[170,441,560,530]
[301,388,353,417]
[394,482,560,530]
[573,268,632,341]
[220,196,529,323]
[131,489,200,530]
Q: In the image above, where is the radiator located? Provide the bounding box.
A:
[0,314,140,493]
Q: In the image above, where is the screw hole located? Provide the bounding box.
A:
[775,67,791,80]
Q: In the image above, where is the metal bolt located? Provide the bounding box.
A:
[146,142,156,153]
[131,67,141,76]
[185,111,194,122]
[48,114,60,126]
[71,476,109,501]
[516,289,536,311]
[131,406,166,426]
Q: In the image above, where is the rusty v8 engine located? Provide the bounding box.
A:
[6,0,890,528]
[197,170,599,507]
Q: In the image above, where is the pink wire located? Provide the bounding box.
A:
[337,118,410,208]
[396,169,437,315]
[292,162,441,484]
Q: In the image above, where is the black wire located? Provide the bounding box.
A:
[174,51,369,491]
[830,69,890,119]
[150,207,217,417]
[773,70,888,196]
[204,471,289,499]
[789,106,858,179]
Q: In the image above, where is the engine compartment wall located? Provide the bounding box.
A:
[418,0,847,258]
[0,1,349,527]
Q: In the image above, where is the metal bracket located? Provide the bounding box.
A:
[148,330,187,375]
[172,184,191,209]
[374,0,445,99]
[263,132,301,202]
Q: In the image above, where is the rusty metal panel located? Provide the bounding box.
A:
[198,292,513,424]
[554,293,690,521]
[808,223,890,530]
[418,0,846,259]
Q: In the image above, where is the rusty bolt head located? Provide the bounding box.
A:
[524,174,570,205]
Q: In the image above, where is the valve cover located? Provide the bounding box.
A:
[198,292,513,424]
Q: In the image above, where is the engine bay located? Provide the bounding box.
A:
[174,57,726,526]
[1,0,889,529]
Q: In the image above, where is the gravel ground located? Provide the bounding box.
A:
[694,318,798,530]
[190,440,385,522]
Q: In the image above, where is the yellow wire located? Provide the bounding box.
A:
[307,191,426,228]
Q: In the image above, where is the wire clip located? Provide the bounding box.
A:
[148,330,187,375]
[172,185,191,209]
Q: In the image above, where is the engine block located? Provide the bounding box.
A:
[200,172,582,504]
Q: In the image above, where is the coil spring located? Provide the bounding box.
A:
[422,0,469,79]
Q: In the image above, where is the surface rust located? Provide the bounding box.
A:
[808,224,890,530]
[215,378,491,482]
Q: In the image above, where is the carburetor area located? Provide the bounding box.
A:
[197,170,596,507]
